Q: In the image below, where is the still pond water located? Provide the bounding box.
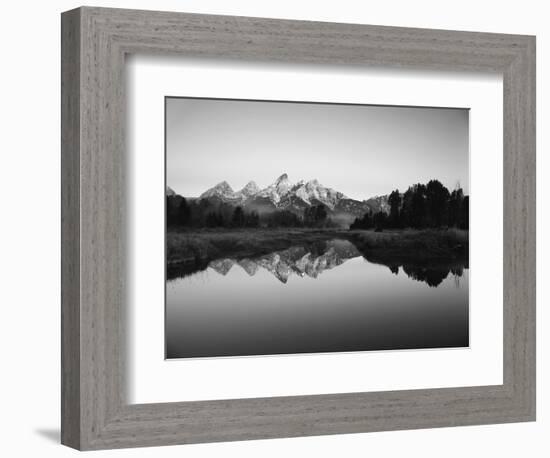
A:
[166,239,468,359]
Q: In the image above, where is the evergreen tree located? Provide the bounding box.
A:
[460,196,469,229]
[448,188,464,227]
[373,211,387,231]
[245,211,260,228]
[410,184,427,228]
[388,189,401,228]
[217,211,226,227]
[205,212,218,227]
[177,197,191,226]
[425,179,450,227]
[166,196,175,226]
[304,204,328,227]
[400,187,414,228]
[231,206,245,227]
[350,210,373,230]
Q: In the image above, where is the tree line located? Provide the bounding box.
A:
[350,179,469,231]
[167,196,260,228]
[264,205,337,228]
[168,178,469,231]
[167,196,335,229]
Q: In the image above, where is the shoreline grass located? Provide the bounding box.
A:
[166,228,352,265]
[167,227,468,270]
[349,227,468,265]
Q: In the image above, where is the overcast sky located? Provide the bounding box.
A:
[166,97,469,200]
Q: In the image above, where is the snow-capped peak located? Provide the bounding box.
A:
[199,180,234,199]
[274,173,289,184]
[190,173,395,225]
[255,173,294,204]
[272,173,292,195]
[235,181,260,198]
[196,174,358,213]
[290,179,346,209]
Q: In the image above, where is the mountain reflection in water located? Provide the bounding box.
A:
[166,238,469,358]
[169,239,466,288]
[210,239,359,283]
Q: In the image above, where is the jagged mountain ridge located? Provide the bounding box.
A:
[208,239,361,283]
[191,173,389,223]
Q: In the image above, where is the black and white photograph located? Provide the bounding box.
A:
[165,97,470,359]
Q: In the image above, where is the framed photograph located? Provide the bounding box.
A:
[61,7,536,450]
[165,97,470,359]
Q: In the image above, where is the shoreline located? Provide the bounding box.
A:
[166,228,469,279]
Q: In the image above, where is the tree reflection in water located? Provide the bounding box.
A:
[168,238,468,288]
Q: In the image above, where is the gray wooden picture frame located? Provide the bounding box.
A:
[61,6,536,451]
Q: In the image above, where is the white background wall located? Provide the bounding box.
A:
[0,0,546,456]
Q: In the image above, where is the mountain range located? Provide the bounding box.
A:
[168,173,390,226]
[208,239,361,283]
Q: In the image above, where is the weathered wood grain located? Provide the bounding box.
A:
[61,6,536,450]
[61,7,81,450]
